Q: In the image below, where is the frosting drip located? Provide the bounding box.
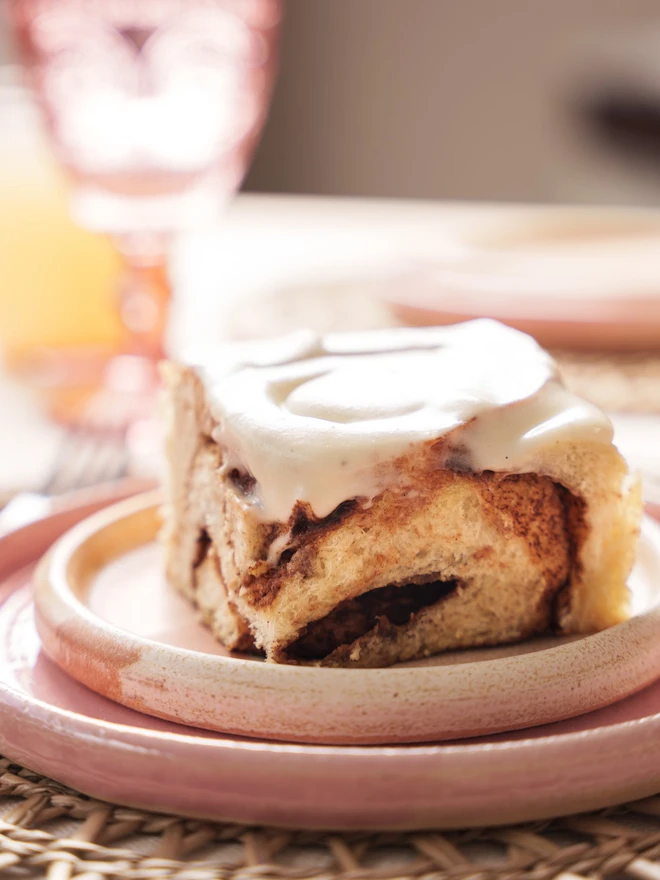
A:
[190,320,613,522]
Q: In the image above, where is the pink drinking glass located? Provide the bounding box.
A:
[9,0,281,422]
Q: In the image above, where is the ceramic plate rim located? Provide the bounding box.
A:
[32,490,660,744]
[6,494,660,829]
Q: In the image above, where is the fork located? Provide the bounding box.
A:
[0,427,129,537]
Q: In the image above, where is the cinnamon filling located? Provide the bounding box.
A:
[287,577,459,660]
[229,468,257,496]
[193,529,211,568]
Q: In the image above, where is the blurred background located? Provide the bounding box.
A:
[1,0,660,512]
[5,0,660,205]
[245,0,660,205]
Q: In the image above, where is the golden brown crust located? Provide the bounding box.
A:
[242,469,571,614]
[195,546,256,653]
[160,361,641,668]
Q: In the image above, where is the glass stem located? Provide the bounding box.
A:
[114,233,172,363]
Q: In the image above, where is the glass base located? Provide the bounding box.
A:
[13,345,159,430]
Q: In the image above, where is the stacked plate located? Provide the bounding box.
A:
[384,206,660,352]
[1,488,660,829]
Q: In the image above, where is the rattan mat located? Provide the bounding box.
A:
[7,758,660,879]
[4,282,660,878]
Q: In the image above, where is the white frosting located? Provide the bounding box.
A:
[190,320,613,523]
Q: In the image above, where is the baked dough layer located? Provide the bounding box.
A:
[161,357,641,667]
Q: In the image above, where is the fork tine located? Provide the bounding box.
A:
[40,432,76,495]
[41,432,84,495]
[108,443,130,484]
[42,432,89,495]
[72,433,127,491]
[41,429,128,496]
[87,436,129,487]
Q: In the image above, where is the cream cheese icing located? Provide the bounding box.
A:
[189,320,613,523]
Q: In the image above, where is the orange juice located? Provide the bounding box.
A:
[0,85,122,370]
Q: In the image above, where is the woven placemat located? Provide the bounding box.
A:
[6,757,660,879]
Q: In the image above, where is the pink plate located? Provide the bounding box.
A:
[4,498,660,827]
[33,492,660,745]
[383,207,660,352]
